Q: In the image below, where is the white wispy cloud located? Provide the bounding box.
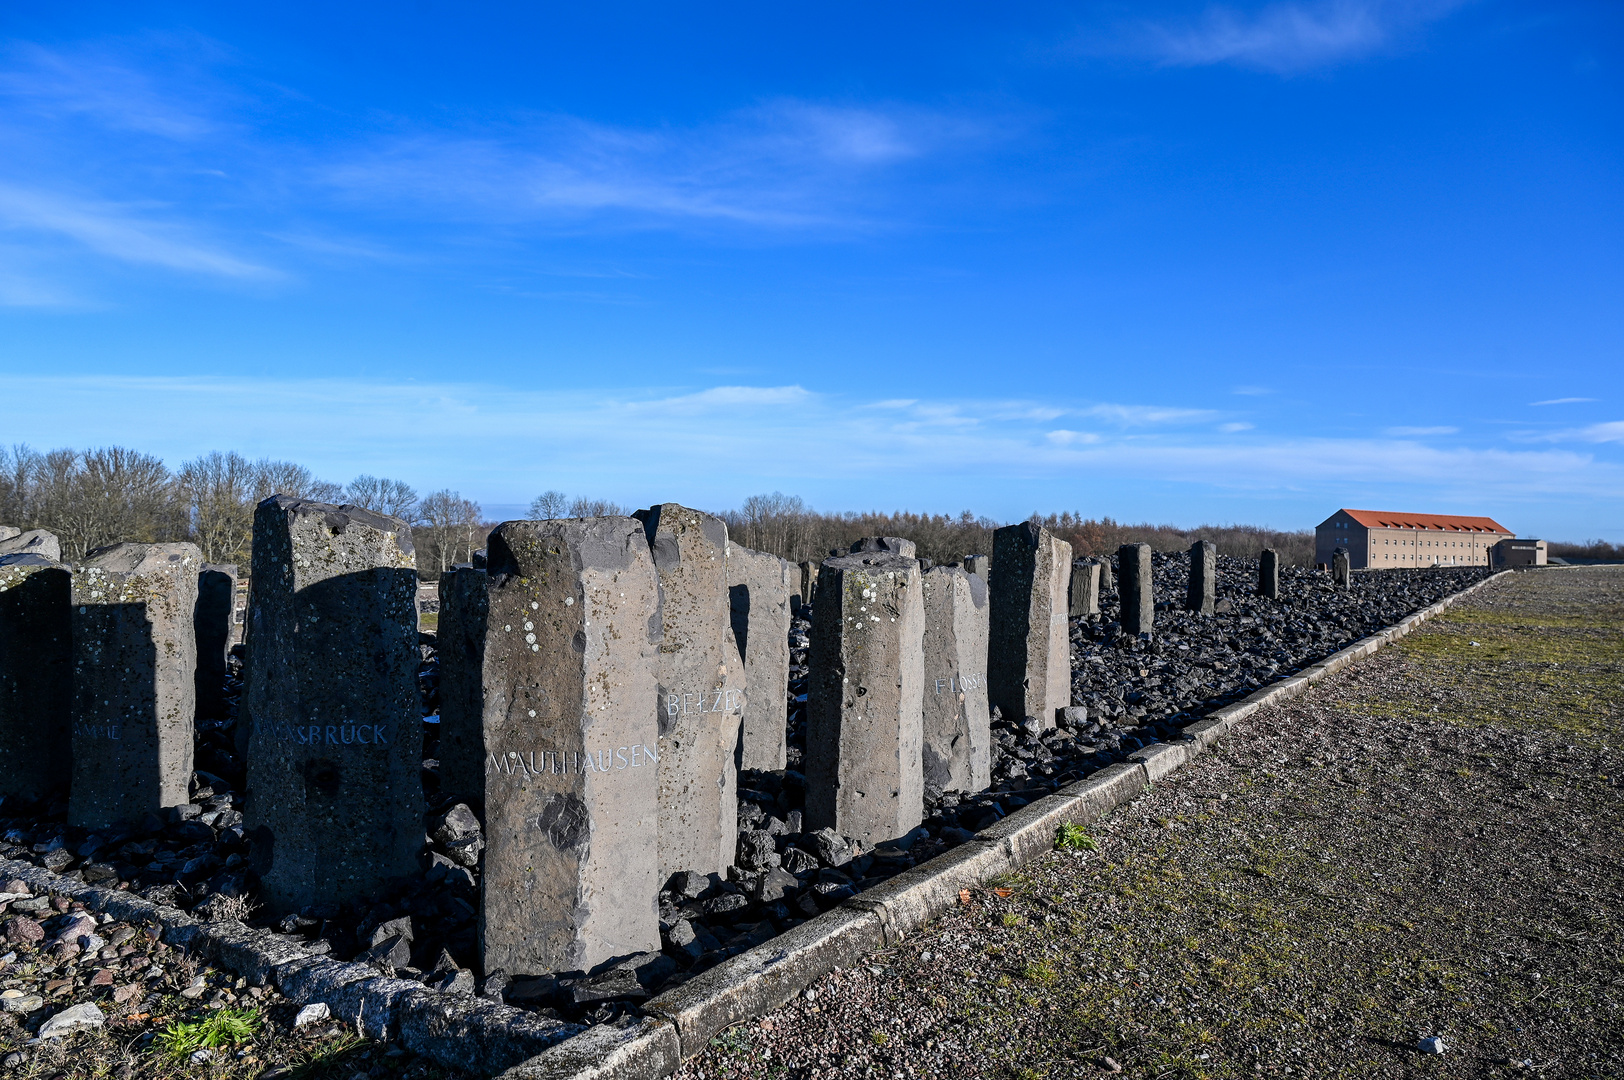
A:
[318,101,987,230]
[0,184,277,279]
[1385,425,1458,436]
[1530,397,1599,406]
[1078,403,1216,426]
[0,375,1616,514]
[1218,422,1255,432]
[0,40,221,140]
[1124,0,1466,74]
[1528,421,1624,445]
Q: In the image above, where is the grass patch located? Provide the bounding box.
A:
[152,1006,261,1061]
[1055,822,1098,851]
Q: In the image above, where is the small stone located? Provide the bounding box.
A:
[368,916,414,948]
[89,968,115,987]
[360,933,411,971]
[293,1002,331,1028]
[0,991,43,1014]
[3,916,43,944]
[1418,1036,1446,1055]
[190,1049,214,1063]
[37,1001,105,1038]
[736,830,780,872]
[113,984,141,1004]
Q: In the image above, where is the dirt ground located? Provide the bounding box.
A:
[676,566,1624,1080]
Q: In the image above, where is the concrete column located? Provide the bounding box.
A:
[195,564,237,722]
[796,560,820,610]
[1096,554,1114,593]
[850,536,916,557]
[241,498,421,911]
[988,523,1072,729]
[920,566,990,795]
[727,542,792,772]
[70,543,201,829]
[806,551,924,847]
[1333,549,1352,589]
[435,565,489,804]
[634,503,744,880]
[1258,549,1280,599]
[1186,541,1216,615]
[1118,543,1154,637]
[963,555,989,584]
[479,519,662,975]
[1068,560,1099,617]
[0,555,71,805]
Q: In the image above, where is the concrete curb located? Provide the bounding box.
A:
[4,569,1511,1077]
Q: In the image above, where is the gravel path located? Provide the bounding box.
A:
[676,567,1624,1080]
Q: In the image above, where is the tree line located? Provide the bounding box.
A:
[0,444,1320,579]
[0,446,483,574]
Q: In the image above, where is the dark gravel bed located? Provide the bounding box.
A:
[0,559,1497,1037]
[674,566,1624,1080]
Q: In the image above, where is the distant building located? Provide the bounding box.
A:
[1315,509,1514,570]
[1491,538,1547,568]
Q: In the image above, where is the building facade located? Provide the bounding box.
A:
[1315,509,1514,570]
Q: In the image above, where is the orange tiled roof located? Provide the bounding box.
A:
[1338,509,1512,534]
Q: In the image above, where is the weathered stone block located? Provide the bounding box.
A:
[1068,560,1099,618]
[849,537,915,558]
[796,560,820,610]
[633,504,743,880]
[478,518,662,976]
[805,551,924,847]
[1118,543,1153,637]
[241,498,421,912]
[0,555,71,804]
[962,555,989,584]
[435,566,489,804]
[0,527,18,542]
[1333,548,1351,589]
[1095,554,1114,592]
[988,523,1072,729]
[1258,548,1280,599]
[195,565,237,722]
[920,566,990,795]
[1187,541,1216,615]
[70,543,201,828]
[0,530,60,562]
[726,543,791,772]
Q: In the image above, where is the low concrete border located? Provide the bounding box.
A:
[4,570,1511,1078]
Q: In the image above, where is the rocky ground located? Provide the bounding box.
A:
[675,565,1624,1079]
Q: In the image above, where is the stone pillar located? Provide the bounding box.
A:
[0,530,60,562]
[0,555,71,804]
[479,519,662,975]
[1068,560,1099,617]
[195,564,237,722]
[806,551,924,847]
[1096,554,1114,593]
[920,566,990,795]
[796,560,820,610]
[435,566,488,804]
[1333,549,1351,589]
[727,543,792,772]
[850,536,916,557]
[241,498,421,912]
[988,523,1072,730]
[963,555,989,584]
[1118,543,1154,637]
[1187,541,1216,615]
[634,504,743,880]
[1258,549,1280,599]
[70,543,201,829]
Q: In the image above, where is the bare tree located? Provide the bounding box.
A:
[36,447,185,560]
[528,490,568,519]
[419,490,484,574]
[179,451,256,564]
[345,475,420,521]
[567,496,627,518]
[251,460,343,504]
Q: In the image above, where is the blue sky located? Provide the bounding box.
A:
[1,1,1620,538]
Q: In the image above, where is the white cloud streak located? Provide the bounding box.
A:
[1127,0,1466,74]
[1385,425,1458,436]
[0,184,277,279]
[0,375,1616,514]
[1530,397,1599,406]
